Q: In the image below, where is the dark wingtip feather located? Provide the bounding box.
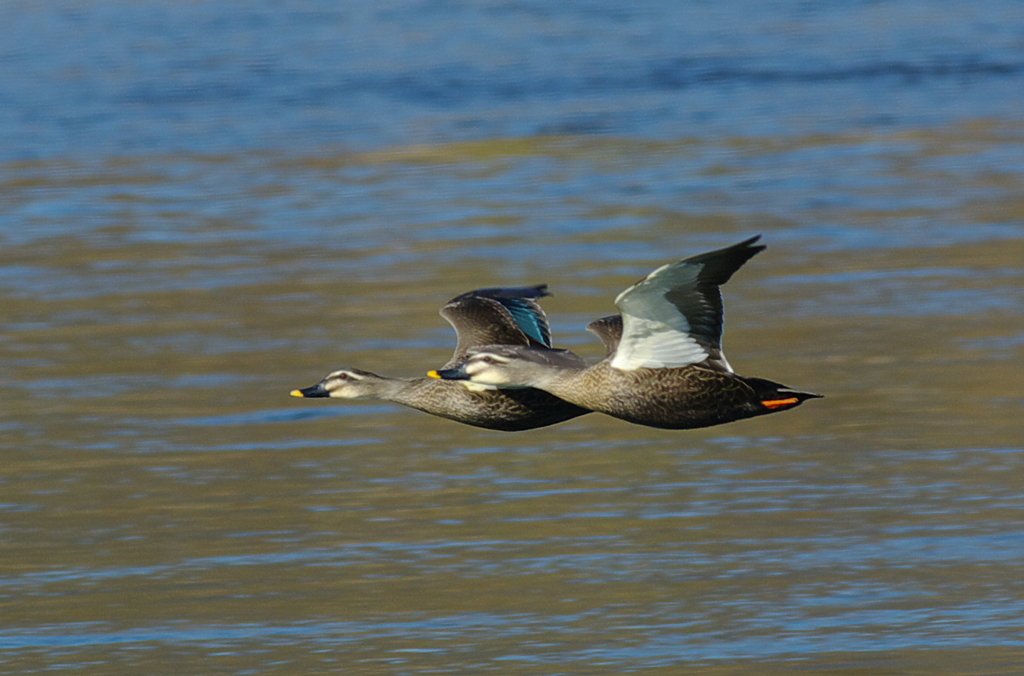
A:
[469,284,550,301]
[686,235,766,287]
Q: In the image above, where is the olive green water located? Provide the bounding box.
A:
[2,128,1024,674]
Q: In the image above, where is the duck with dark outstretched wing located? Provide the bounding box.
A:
[290,285,602,431]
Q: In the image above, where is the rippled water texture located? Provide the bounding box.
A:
[2,1,1024,674]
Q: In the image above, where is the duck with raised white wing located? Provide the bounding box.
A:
[429,236,821,430]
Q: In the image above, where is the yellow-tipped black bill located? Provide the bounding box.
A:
[427,366,469,380]
[290,383,330,398]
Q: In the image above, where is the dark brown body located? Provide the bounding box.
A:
[389,379,590,432]
[539,361,818,430]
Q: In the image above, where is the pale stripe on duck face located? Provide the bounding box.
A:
[291,367,384,399]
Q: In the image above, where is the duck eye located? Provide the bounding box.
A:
[480,356,495,364]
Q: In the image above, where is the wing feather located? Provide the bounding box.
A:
[609,237,764,372]
[439,285,552,367]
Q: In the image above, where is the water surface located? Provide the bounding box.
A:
[2,1,1024,674]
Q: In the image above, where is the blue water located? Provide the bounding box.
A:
[3,1,1024,160]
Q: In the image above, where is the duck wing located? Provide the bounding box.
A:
[472,285,553,348]
[609,236,765,372]
[586,314,623,358]
[440,285,553,368]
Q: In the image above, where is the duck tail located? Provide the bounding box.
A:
[743,377,823,411]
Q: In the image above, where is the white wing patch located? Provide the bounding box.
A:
[609,261,711,371]
[609,315,708,370]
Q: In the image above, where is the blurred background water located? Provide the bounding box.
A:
[2,1,1023,674]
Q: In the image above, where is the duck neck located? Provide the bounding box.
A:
[534,364,608,411]
[520,364,583,396]
[374,377,424,405]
